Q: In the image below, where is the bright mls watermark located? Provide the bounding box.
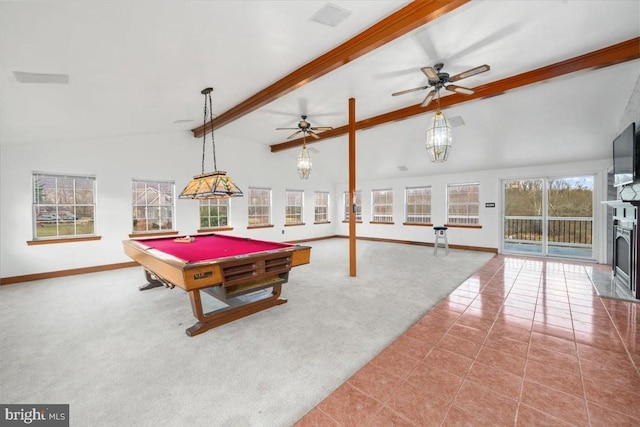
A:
[0,405,68,426]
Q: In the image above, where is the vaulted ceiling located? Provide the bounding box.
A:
[1,1,639,183]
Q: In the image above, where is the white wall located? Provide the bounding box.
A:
[0,125,614,279]
[0,132,336,278]
[334,158,612,263]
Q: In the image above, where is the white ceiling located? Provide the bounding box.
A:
[1,0,639,183]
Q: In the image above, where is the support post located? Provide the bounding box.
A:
[349,98,356,277]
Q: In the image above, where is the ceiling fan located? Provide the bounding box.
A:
[392,63,490,107]
[276,115,333,139]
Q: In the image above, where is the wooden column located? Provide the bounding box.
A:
[349,98,356,277]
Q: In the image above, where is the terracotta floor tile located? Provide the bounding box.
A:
[405,364,464,402]
[531,321,575,341]
[587,401,640,427]
[580,357,640,392]
[293,407,340,427]
[370,347,421,380]
[347,361,405,403]
[423,347,473,377]
[536,298,572,311]
[533,311,574,329]
[452,380,518,426]
[574,330,627,353]
[476,345,527,377]
[504,299,537,312]
[499,305,536,321]
[367,405,418,427]
[455,312,496,331]
[417,314,455,334]
[317,382,381,427]
[577,342,635,368]
[484,333,529,358]
[529,331,577,355]
[524,358,584,398]
[385,381,451,426]
[436,333,482,359]
[443,294,475,307]
[534,305,572,320]
[489,321,532,343]
[570,309,611,324]
[515,403,573,427]
[466,361,523,400]
[527,344,580,375]
[494,312,534,331]
[403,322,445,345]
[520,379,589,426]
[583,378,640,419]
[447,322,488,344]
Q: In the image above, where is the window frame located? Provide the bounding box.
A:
[198,197,230,231]
[31,172,97,241]
[248,187,273,228]
[131,179,176,234]
[404,186,432,225]
[284,189,304,226]
[314,191,330,224]
[446,182,481,226]
[371,188,394,224]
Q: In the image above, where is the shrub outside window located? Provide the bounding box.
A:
[33,172,96,239]
[200,198,229,229]
[371,189,393,223]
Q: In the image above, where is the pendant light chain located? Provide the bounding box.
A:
[208,90,218,172]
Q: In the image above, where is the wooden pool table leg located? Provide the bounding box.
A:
[186,285,287,337]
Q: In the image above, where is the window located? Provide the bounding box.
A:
[33,172,96,239]
[132,179,175,233]
[248,187,272,227]
[200,198,229,229]
[314,191,330,223]
[371,189,393,223]
[343,190,362,221]
[285,190,304,225]
[405,186,431,224]
[447,182,480,225]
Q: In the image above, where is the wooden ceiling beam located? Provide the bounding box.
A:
[191,0,470,138]
[270,37,640,152]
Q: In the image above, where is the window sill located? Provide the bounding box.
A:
[247,225,274,230]
[198,227,233,233]
[403,222,433,227]
[284,223,305,227]
[342,221,363,224]
[369,221,394,225]
[129,231,179,238]
[444,224,483,229]
[27,235,102,246]
[314,221,331,225]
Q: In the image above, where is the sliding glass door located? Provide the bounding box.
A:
[503,176,594,259]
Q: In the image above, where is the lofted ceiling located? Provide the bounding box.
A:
[1,0,639,183]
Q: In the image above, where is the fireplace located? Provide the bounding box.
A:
[614,224,634,295]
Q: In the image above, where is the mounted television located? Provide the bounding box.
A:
[613,122,637,187]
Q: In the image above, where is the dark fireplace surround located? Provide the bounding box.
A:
[609,201,640,299]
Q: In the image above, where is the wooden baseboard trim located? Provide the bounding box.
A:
[0,261,139,285]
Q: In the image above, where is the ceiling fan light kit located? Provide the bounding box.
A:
[179,88,244,199]
[277,115,333,178]
[392,62,489,163]
[297,141,312,179]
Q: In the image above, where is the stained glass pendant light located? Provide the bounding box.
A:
[297,134,312,179]
[179,88,243,199]
[425,88,452,163]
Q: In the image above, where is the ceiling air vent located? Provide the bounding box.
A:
[310,3,352,27]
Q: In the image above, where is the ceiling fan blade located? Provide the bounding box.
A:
[421,66,438,81]
[307,130,321,139]
[449,64,490,82]
[287,130,302,139]
[275,127,298,130]
[421,89,436,107]
[311,127,333,131]
[446,84,474,95]
[392,85,429,97]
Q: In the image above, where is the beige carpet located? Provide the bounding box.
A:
[0,238,494,426]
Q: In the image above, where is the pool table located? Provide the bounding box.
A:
[122,233,311,336]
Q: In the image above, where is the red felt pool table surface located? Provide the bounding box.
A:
[137,234,292,263]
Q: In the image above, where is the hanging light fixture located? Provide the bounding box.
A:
[179,88,243,199]
[297,133,312,179]
[425,88,452,163]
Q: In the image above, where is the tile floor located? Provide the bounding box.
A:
[295,255,640,426]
